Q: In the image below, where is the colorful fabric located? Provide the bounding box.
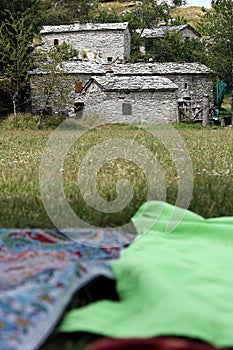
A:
[85,337,227,350]
[60,201,233,348]
[0,228,133,350]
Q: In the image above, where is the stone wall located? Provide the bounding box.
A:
[82,85,178,124]
[180,27,199,40]
[30,72,102,115]
[29,63,213,121]
[166,73,214,107]
[42,29,131,63]
[124,29,131,58]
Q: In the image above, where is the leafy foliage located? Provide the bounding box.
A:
[0,0,42,32]
[0,113,66,130]
[0,0,43,120]
[32,43,78,117]
[145,31,207,63]
[39,0,98,25]
[198,0,233,118]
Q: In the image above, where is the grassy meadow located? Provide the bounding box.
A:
[0,117,233,229]
[1,115,233,350]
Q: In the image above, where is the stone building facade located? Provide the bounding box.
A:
[40,22,131,63]
[77,75,178,123]
[30,61,214,123]
[29,61,106,115]
[109,62,214,122]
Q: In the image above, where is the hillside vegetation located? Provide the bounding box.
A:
[98,3,207,28]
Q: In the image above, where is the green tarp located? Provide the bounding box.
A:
[216,79,227,109]
[59,201,233,347]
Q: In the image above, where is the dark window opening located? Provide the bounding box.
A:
[74,102,84,113]
[184,82,188,89]
[122,102,132,116]
[54,39,59,46]
[107,57,113,62]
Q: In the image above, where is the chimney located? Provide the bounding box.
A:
[74,21,80,29]
[86,21,92,29]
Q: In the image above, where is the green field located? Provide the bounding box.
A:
[1,118,233,349]
[0,120,233,229]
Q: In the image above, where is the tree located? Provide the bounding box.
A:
[115,0,174,60]
[198,0,233,122]
[0,0,43,122]
[39,0,98,25]
[0,0,42,34]
[171,0,187,5]
[0,14,35,124]
[31,43,78,124]
[128,0,171,29]
[145,31,207,63]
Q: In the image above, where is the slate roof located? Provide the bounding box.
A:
[29,61,212,76]
[29,61,106,75]
[109,62,212,75]
[41,22,129,34]
[85,75,178,92]
[139,24,201,39]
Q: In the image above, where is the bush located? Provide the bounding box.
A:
[0,113,66,130]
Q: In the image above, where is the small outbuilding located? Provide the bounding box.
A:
[140,24,201,41]
[77,75,178,123]
[109,62,214,122]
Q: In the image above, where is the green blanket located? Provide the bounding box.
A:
[59,201,233,347]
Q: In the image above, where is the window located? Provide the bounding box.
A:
[122,102,132,116]
[74,102,84,118]
[107,57,113,62]
[184,82,188,89]
[74,102,84,112]
[54,39,59,46]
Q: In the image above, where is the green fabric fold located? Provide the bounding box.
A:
[59,201,233,347]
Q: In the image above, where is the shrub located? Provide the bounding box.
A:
[0,113,66,130]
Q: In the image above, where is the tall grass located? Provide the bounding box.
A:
[0,123,233,229]
[1,122,233,349]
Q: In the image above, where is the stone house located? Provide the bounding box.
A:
[108,62,214,122]
[76,75,178,123]
[40,22,131,63]
[29,61,213,123]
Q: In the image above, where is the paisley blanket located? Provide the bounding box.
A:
[0,228,133,350]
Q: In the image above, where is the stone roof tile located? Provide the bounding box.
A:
[41,22,129,34]
[139,24,200,38]
[89,75,178,91]
[29,61,106,75]
[110,62,212,75]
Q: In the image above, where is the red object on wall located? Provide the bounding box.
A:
[75,81,83,93]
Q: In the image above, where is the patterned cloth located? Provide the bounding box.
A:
[0,228,133,350]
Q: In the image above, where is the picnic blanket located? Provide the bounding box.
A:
[60,201,233,348]
[0,228,133,350]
